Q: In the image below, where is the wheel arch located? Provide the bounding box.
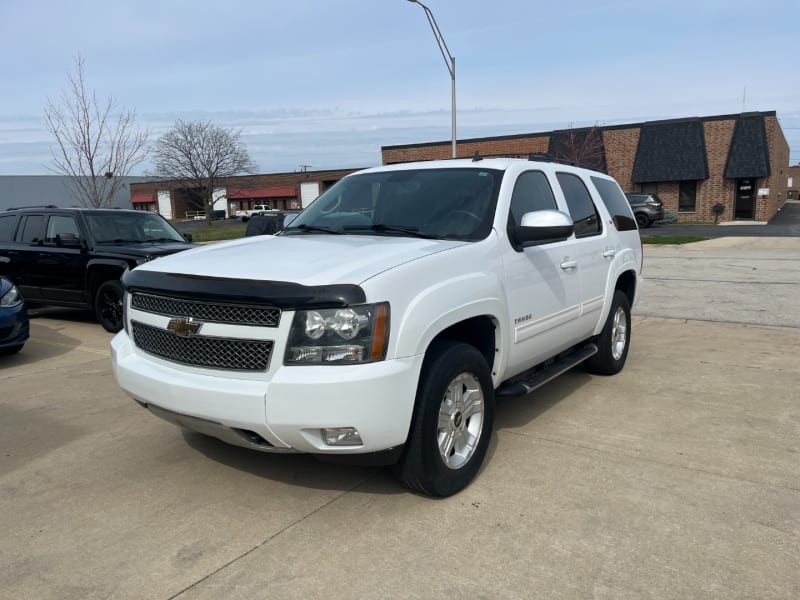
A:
[615,269,637,308]
[86,259,129,307]
[593,265,639,337]
[427,315,497,374]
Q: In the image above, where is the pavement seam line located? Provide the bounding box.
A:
[632,315,800,331]
[29,337,111,356]
[500,429,800,493]
[166,476,372,600]
[645,277,800,286]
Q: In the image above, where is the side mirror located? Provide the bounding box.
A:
[510,210,574,250]
[55,233,83,248]
[183,233,193,243]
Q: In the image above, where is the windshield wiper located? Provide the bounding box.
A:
[96,238,147,244]
[286,224,342,235]
[145,237,185,243]
[344,223,438,239]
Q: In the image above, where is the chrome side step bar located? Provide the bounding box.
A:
[495,343,598,398]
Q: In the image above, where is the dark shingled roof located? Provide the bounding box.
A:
[724,114,770,179]
[632,119,709,183]
[547,127,607,172]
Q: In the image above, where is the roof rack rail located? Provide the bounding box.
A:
[6,204,59,211]
[526,153,599,170]
[453,152,603,171]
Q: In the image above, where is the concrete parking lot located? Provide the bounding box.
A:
[1,238,798,599]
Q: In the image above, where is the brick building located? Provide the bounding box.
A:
[382,111,791,223]
[787,164,800,201]
[129,168,361,220]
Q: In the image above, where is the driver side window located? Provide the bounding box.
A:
[509,170,557,227]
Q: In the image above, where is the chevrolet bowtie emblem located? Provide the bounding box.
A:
[167,317,202,337]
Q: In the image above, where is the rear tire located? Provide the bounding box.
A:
[95,280,124,333]
[395,341,494,497]
[635,212,650,228]
[585,290,631,375]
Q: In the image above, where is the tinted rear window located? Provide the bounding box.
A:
[556,172,601,238]
[594,177,637,231]
[0,214,18,242]
[19,215,45,243]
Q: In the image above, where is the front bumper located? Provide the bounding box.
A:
[0,304,29,349]
[644,206,665,221]
[111,331,424,455]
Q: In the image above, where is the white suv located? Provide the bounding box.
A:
[111,157,642,496]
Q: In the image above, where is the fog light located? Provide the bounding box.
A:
[322,427,363,446]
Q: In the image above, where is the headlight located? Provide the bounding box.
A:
[0,284,23,308]
[285,303,389,365]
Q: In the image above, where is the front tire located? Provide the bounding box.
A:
[0,344,23,355]
[396,341,494,497]
[585,290,631,375]
[95,280,124,333]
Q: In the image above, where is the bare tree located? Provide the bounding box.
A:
[550,125,606,172]
[44,56,149,208]
[152,120,257,226]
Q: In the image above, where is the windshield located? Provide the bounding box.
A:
[86,212,186,244]
[283,168,503,241]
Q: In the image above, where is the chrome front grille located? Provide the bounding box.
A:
[131,292,280,327]
[131,321,273,371]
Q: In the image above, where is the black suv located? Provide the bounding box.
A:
[0,206,193,333]
[624,193,664,228]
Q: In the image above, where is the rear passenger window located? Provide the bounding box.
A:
[591,176,637,231]
[509,171,557,226]
[556,173,601,238]
[18,215,45,244]
[45,215,82,245]
[0,214,18,242]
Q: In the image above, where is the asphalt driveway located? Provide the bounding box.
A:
[645,200,800,238]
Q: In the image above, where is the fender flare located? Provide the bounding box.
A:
[85,259,130,302]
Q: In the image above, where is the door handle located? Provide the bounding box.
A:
[602,248,616,258]
[560,258,578,270]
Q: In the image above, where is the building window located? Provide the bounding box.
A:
[641,182,659,194]
[679,180,697,212]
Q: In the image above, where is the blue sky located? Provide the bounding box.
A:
[1,0,797,175]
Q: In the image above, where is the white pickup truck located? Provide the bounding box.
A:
[235,204,277,221]
[111,157,642,496]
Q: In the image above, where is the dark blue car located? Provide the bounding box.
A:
[0,276,29,355]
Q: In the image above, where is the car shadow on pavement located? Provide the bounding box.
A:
[491,368,593,433]
[27,306,97,326]
[181,430,404,495]
[479,368,593,476]
[1,321,87,365]
[178,369,593,497]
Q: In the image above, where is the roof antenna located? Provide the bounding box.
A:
[472,150,483,162]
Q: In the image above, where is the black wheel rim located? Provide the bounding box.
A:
[99,288,122,330]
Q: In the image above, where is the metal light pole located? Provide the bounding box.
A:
[407,0,456,158]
